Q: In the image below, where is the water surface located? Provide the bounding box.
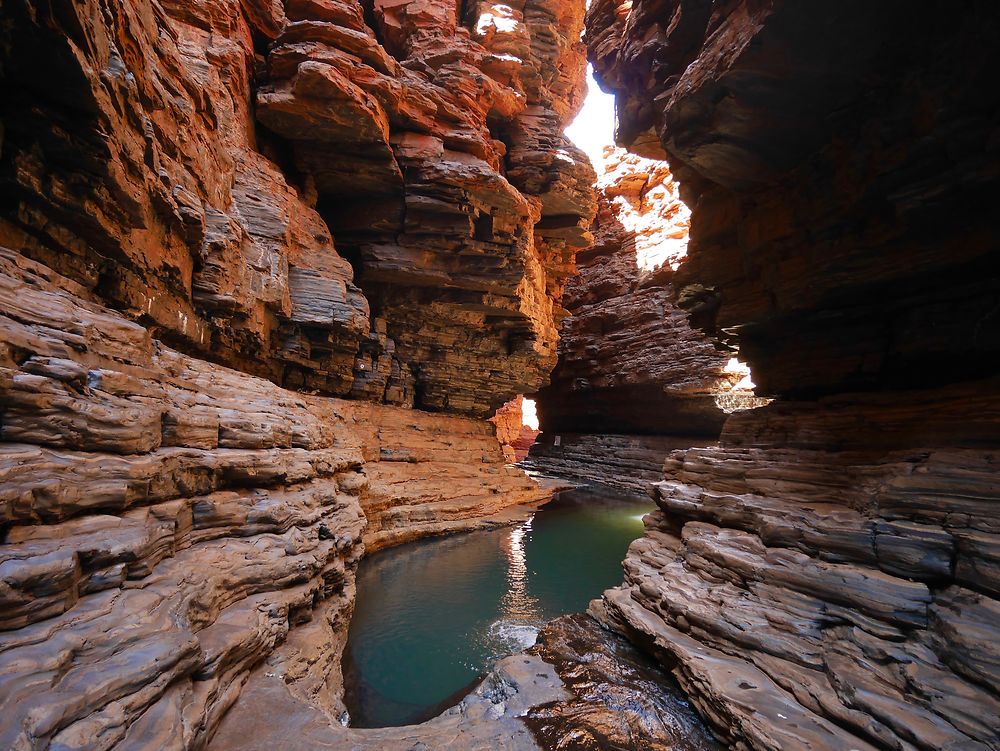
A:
[343,488,653,727]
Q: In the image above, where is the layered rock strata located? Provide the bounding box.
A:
[0,0,595,745]
[209,613,721,751]
[527,150,762,492]
[0,248,551,749]
[527,433,699,496]
[587,0,1000,395]
[524,613,721,751]
[0,0,595,416]
[584,2,1000,749]
[491,395,541,462]
[597,388,1000,750]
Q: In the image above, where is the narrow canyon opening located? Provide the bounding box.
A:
[0,1,997,751]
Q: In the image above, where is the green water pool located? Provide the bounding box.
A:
[342,488,654,728]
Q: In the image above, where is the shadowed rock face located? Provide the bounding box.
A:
[526,150,764,493]
[524,613,722,751]
[588,0,1000,396]
[580,1,1000,749]
[3,0,997,748]
[535,151,751,437]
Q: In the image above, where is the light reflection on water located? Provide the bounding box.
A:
[489,519,545,654]
[342,489,654,728]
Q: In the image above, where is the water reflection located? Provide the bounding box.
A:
[492,519,544,652]
[343,489,654,728]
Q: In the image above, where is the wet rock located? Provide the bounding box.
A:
[524,613,722,751]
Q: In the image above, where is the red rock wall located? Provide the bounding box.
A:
[510,424,541,461]
[585,2,1000,749]
[0,0,595,418]
[491,395,540,461]
[0,0,591,746]
[491,395,527,462]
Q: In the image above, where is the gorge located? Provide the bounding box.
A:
[1,0,998,750]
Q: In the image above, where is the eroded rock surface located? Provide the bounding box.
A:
[1,0,595,416]
[0,0,595,745]
[596,392,1000,750]
[211,641,569,750]
[581,2,1000,749]
[491,395,541,462]
[534,151,756,436]
[526,150,762,492]
[524,613,721,751]
[587,0,1000,396]
[0,249,551,749]
[209,612,723,751]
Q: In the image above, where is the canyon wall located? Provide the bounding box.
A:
[0,0,595,416]
[526,150,762,494]
[0,250,551,749]
[491,395,541,462]
[582,1,1000,749]
[0,0,593,747]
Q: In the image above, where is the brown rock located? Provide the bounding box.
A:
[578,3,1000,749]
[524,613,722,751]
[527,150,764,491]
[254,0,596,416]
[0,249,551,748]
[534,150,763,437]
[491,395,541,462]
[587,0,1000,398]
[0,0,595,418]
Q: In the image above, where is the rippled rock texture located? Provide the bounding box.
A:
[583,2,1000,749]
[0,249,551,749]
[596,388,1000,751]
[0,0,593,744]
